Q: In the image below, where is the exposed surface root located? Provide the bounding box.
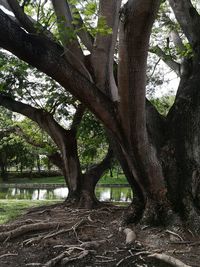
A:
[148,253,191,267]
[0,222,66,242]
[0,202,199,267]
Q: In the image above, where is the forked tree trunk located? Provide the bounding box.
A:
[78,148,113,209]
[0,96,114,209]
[48,137,113,209]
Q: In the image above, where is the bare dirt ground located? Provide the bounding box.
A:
[0,203,199,267]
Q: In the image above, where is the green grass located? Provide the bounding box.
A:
[0,199,60,224]
[98,175,127,185]
[6,176,65,184]
[5,174,127,185]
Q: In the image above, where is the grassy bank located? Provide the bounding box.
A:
[0,199,60,224]
[4,174,127,185]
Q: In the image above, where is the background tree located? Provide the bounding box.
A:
[0,108,41,180]
[0,49,113,208]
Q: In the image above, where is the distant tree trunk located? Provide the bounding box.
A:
[0,153,8,182]
[20,163,23,173]
[78,148,113,209]
[47,134,113,209]
[36,155,41,174]
[0,164,8,181]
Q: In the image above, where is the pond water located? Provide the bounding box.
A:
[0,187,132,203]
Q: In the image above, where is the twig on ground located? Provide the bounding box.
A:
[61,250,90,265]
[87,215,94,222]
[43,251,68,267]
[167,249,191,254]
[22,235,45,246]
[170,240,193,245]
[190,241,200,246]
[187,229,195,237]
[116,255,132,266]
[0,253,18,259]
[95,255,114,260]
[134,251,150,256]
[95,259,116,263]
[43,218,88,240]
[53,240,107,250]
[148,253,191,267]
[80,240,107,249]
[166,229,184,241]
[25,263,41,266]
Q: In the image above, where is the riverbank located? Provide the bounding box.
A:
[0,183,130,189]
[2,175,127,185]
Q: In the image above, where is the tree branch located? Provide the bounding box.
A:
[68,3,94,52]
[0,94,69,150]
[170,29,185,52]
[51,0,83,59]
[168,0,200,48]
[7,0,36,33]
[2,0,54,39]
[16,125,64,171]
[150,45,180,75]
[91,0,121,101]
[0,10,119,137]
[47,151,64,171]
[0,0,10,10]
[14,125,48,149]
[51,0,93,81]
[70,104,85,132]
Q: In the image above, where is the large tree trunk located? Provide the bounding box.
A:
[115,0,174,225]
[165,67,200,231]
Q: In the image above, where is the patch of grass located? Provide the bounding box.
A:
[0,199,60,224]
[6,176,65,184]
[98,175,127,185]
[6,174,128,185]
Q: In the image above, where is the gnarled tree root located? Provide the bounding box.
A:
[148,253,191,267]
[0,222,66,242]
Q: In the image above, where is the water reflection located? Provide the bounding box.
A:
[0,187,132,202]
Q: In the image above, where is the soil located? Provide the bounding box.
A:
[0,202,199,267]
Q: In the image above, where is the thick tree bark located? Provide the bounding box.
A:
[164,66,200,230]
